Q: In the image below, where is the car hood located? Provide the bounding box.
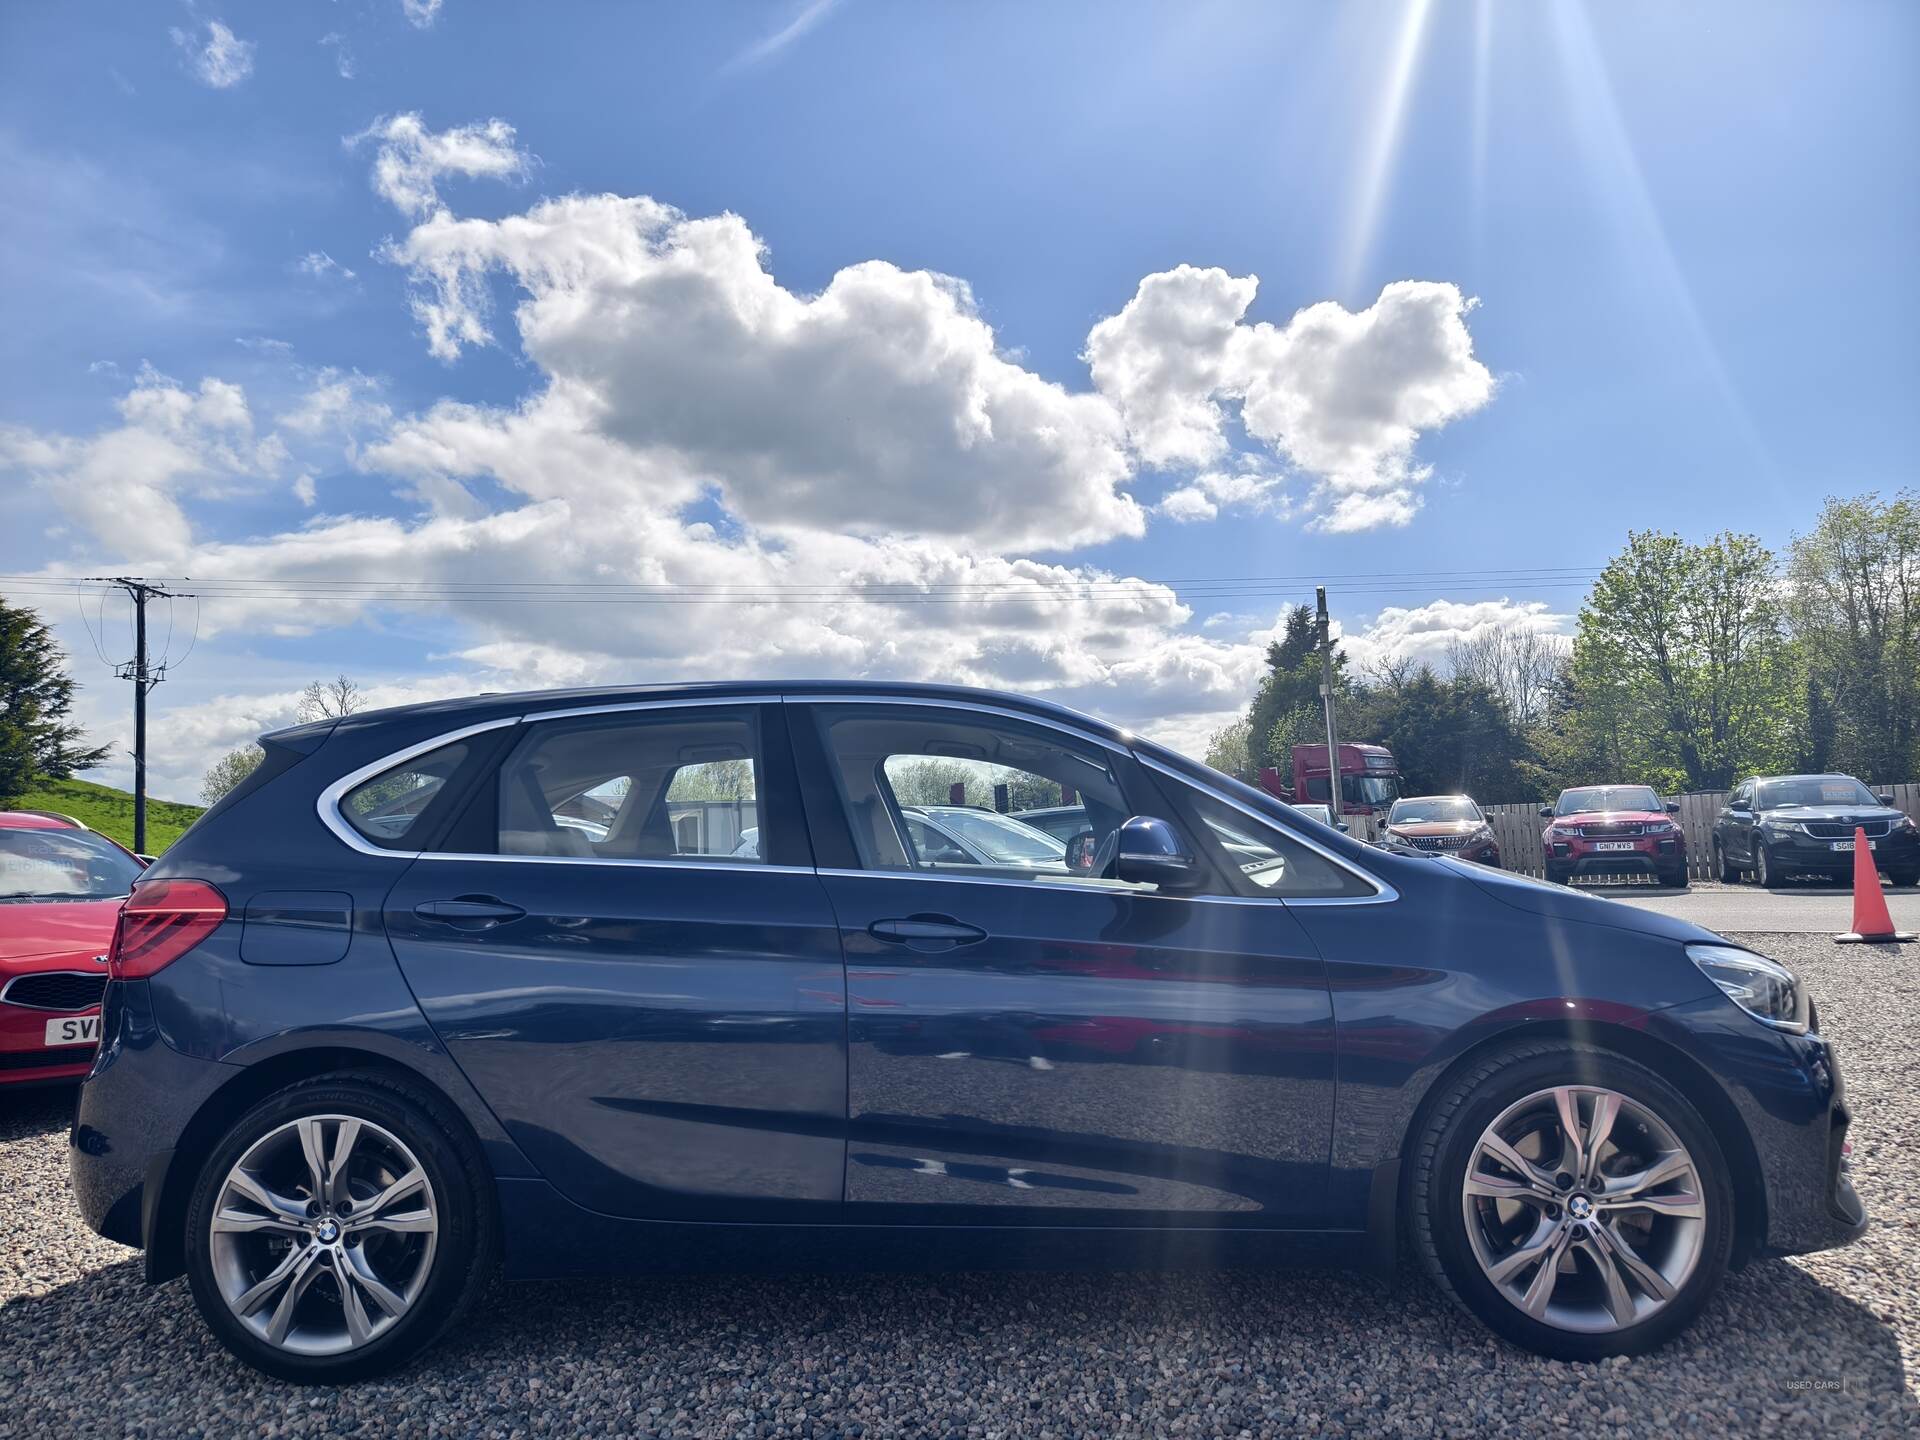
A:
[1387,819,1484,837]
[1446,859,1716,944]
[0,895,124,960]
[1550,810,1667,826]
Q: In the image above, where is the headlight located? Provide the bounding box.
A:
[1889,813,1916,832]
[1686,944,1809,1034]
[1649,819,1679,835]
[1759,818,1800,835]
[1473,825,1494,843]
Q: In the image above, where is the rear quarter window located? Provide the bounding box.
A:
[339,742,471,848]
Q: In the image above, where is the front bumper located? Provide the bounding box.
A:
[0,998,99,1087]
[1759,830,1920,878]
[1649,996,1866,1260]
[1546,836,1687,877]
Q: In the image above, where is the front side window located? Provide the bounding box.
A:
[496,710,762,862]
[0,828,142,899]
[341,742,470,847]
[1181,793,1380,900]
[813,706,1126,884]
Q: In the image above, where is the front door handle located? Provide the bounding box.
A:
[868,915,988,952]
[414,896,527,930]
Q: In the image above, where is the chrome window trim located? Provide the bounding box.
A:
[1,970,106,1012]
[519,695,776,723]
[316,717,524,859]
[1137,755,1398,906]
[412,852,812,875]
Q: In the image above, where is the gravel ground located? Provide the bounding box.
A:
[2,933,1915,1438]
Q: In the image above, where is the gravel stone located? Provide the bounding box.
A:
[2,933,1916,1436]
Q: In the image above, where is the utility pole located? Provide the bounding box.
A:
[1316,585,1342,825]
[89,578,190,855]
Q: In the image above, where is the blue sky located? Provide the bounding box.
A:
[2,1,1915,799]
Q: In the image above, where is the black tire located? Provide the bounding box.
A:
[1659,867,1689,891]
[1887,868,1919,889]
[1713,840,1738,885]
[1755,844,1785,889]
[184,1070,496,1383]
[1407,1043,1734,1361]
[1544,866,1571,886]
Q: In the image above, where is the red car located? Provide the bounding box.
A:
[1540,784,1689,889]
[0,811,145,1086]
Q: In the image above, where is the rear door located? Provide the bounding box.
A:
[790,698,1342,1227]
[379,701,847,1221]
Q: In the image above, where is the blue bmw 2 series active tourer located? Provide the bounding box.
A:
[71,683,1864,1381]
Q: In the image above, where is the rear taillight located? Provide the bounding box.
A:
[108,878,228,980]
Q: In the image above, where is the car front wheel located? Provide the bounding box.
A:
[184,1071,495,1383]
[1713,839,1738,884]
[1755,844,1785,889]
[1409,1044,1732,1361]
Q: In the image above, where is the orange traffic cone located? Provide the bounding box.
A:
[1835,826,1915,943]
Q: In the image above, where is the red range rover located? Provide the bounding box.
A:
[1541,785,1689,889]
[0,812,145,1086]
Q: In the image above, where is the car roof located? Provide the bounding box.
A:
[0,810,88,830]
[283,679,1131,747]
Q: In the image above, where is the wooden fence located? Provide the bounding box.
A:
[1343,783,1920,881]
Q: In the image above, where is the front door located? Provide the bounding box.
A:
[790,699,1341,1227]
[380,702,847,1221]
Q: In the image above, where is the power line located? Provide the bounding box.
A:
[84,577,195,856]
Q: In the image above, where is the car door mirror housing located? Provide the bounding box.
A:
[1665,802,1679,814]
[1876,792,1896,807]
[1537,806,1553,820]
[1110,815,1199,890]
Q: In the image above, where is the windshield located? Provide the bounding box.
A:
[1757,777,1880,809]
[0,828,143,899]
[1346,775,1399,806]
[1389,797,1480,824]
[922,808,1066,863]
[1556,786,1661,816]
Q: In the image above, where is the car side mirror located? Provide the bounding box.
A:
[1336,821,1350,833]
[1876,792,1896,807]
[1064,830,1098,872]
[1537,806,1553,820]
[1110,815,1199,890]
[1665,802,1679,815]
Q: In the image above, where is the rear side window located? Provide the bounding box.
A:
[341,742,471,847]
[494,709,763,862]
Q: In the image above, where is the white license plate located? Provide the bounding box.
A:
[44,1014,100,1047]
[1594,841,1637,852]
[1830,840,1873,852]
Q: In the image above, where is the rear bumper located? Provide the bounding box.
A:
[69,980,235,1271]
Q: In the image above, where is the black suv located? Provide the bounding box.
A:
[1712,773,1920,888]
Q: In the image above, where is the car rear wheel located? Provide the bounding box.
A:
[184,1071,495,1383]
[1408,1044,1732,1361]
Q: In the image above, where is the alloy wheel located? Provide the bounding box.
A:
[208,1115,439,1356]
[1461,1085,1706,1334]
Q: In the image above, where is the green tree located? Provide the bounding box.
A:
[1786,490,1920,779]
[1350,667,1531,801]
[0,597,110,804]
[1202,716,1255,782]
[1572,530,1795,790]
[1246,604,1346,772]
[201,744,264,804]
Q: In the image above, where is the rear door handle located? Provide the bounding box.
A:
[413,897,527,930]
[868,915,988,952]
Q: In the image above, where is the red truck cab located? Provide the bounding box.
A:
[1258,743,1402,817]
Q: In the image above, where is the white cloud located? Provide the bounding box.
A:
[295,251,356,282]
[171,20,255,89]
[320,33,355,80]
[385,194,1142,550]
[1156,466,1286,524]
[401,0,444,29]
[1340,597,1571,674]
[278,369,390,438]
[1,368,275,558]
[292,473,316,506]
[724,0,842,73]
[351,113,529,219]
[1090,268,1494,529]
